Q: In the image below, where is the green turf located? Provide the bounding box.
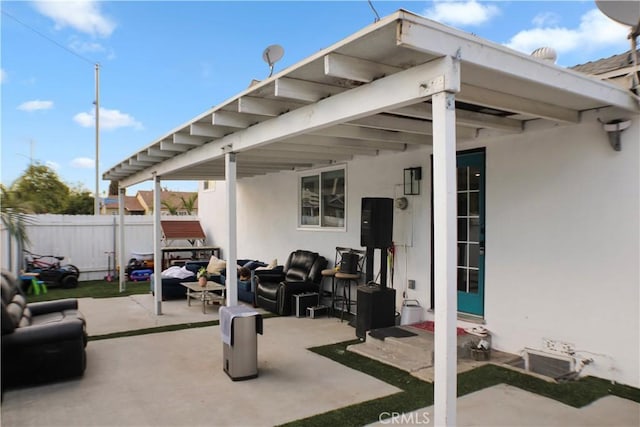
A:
[88,320,221,341]
[26,279,151,302]
[279,340,640,427]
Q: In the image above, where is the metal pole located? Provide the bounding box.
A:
[94,63,100,216]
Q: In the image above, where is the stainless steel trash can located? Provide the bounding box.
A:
[220,305,263,381]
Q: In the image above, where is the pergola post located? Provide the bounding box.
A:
[432,90,458,424]
[225,152,238,306]
[153,174,163,315]
[118,187,126,292]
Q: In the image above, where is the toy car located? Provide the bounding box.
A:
[23,250,80,288]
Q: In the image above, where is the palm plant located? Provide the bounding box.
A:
[1,185,34,270]
[180,194,198,215]
[161,200,179,215]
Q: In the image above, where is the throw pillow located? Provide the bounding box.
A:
[207,255,227,276]
[243,260,267,270]
[256,258,278,270]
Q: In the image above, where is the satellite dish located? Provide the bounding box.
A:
[595,0,640,27]
[262,44,284,77]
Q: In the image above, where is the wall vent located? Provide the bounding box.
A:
[523,348,575,379]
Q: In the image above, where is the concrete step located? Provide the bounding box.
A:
[347,325,494,374]
[348,326,433,372]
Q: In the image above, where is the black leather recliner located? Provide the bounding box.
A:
[255,250,327,315]
[1,270,87,390]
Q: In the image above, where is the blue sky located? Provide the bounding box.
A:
[1,1,632,195]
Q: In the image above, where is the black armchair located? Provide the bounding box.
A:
[1,270,87,390]
[255,250,327,315]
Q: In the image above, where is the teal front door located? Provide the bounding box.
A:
[456,150,485,316]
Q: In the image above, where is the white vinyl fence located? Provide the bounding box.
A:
[1,214,200,281]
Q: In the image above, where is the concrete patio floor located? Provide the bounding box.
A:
[2,293,639,426]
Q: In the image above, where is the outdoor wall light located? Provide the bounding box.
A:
[601,119,631,151]
[404,167,422,195]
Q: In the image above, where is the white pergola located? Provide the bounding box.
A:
[104,10,638,425]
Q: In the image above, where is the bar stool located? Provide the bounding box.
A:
[333,249,365,321]
[322,247,350,313]
[320,267,336,308]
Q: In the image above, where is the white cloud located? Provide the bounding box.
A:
[70,157,95,168]
[505,9,629,55]
[17,100,54,112]
[73,107,144,131]
[69,37,106,54]
[423,0,500,27]
[32,0,116,37]
[532,12,560,28]
[0,68,6,84]
[46,161,60,171]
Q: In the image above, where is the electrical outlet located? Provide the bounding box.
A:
[408,279,416,289]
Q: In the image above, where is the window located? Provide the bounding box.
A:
[299,167,346,229]
[203,180,216,191]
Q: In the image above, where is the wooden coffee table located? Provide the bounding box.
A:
[181,281,225,313]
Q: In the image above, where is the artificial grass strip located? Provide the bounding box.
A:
[281,340,640,427]
[28,279,152,302]
[88,320,220,341]
[89,312,277,341]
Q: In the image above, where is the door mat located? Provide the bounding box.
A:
[368,326,417,340]
[408,320,467,336]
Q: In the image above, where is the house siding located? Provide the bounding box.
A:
[199,112,639,387]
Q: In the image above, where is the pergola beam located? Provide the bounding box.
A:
[274,77,345,102]
[397,18,638,115]
[173,133,208,146]
[238,96,305,116]
[347,113,477,139]
[391,103,523,132]
[311,124,433,145]
[116,57,458,187]
[459,84,579,123]
[285,135,406,152]
[190,122,226,138]
[323,52,402,83]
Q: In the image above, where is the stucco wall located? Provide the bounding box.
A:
[198,114,639,387]
[484,116,639,387]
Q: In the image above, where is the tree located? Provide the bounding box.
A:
[0,184,32,247]
[64,186,95,215]
[11,163,69,213]
[108,180,119,196]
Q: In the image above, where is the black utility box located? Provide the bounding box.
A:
[356,285,396,339]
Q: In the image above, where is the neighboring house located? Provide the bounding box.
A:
[571,49,639,92]
[101,190,198,215]
[137,190,198,216]
[101,195,145,215]
[103,10,639,389]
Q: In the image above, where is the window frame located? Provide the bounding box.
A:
[297,165,347,231]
